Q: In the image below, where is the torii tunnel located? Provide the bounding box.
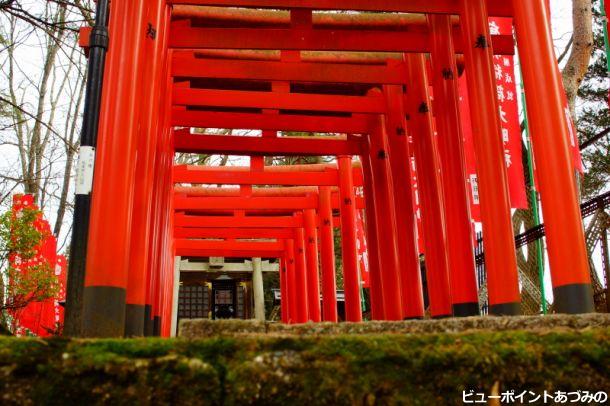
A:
[66,0,595,337]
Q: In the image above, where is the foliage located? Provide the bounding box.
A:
[0,325,607,405]
[0,206,59,332]
[333,226,344,289]
[265,132,334,166]
[576,0,610,198]
[263,271,279,319]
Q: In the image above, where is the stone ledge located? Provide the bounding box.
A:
[0,326,608,405]
[178,313,610,338]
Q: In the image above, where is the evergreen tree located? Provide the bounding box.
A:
[577,0,610,199]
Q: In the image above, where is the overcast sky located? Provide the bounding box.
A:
[550,0,574,59]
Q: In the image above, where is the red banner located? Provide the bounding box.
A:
[491,18,528,209]
[409,152,426,254]
[355,209,370,287]
[459,18,529,222]
[458,77,483,222]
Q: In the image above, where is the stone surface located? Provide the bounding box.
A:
[1,315,608,404]
[179,313,610,338]
[1,327,608,405]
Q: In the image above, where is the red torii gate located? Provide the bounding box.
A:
[66,0,594,338]
[173,163,367,325]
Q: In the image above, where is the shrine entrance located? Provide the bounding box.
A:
[212,279,238,320]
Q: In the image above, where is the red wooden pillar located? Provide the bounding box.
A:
[151,36,174,336]
[365,116,404,321]
[428,15,480,317]
[125,0,168,336]
[145,130,166,335]
[163,159,175,334]
[338,156,363,322]
[304,207,321,322]
[318,186,338,322]
[285,238,298,324]
[156,208,167,336]
[405,54,453,318]
[279,255,289,323]
[145,103,172,335]
[82,0,148,337]
[156,198,168,337]
[513,0,594,313]
[153,30,175,335]
[163,193,176,337]
[161,230,174,337]
[360,154,385,320]
[144,198,159,336]
[294,221,309,323]
[459,0,521,315]
[154,128,172,336]
[383,83,425,319]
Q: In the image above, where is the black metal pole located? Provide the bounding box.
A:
[64,0,110,337]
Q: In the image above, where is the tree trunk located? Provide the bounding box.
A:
[54,67,86,237]
[562,0,594,116]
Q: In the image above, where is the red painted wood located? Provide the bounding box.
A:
[279,257,289,322]
[84,0,148,320]
[172,55,410,84]
[174,195,319,210]
[174,227,295,239]
[174,168,339,186]
[318,187,337,322]
[169,26,515,55]
[173,165,362,186]
[126,0,167,320]
[459,0,520,312]
[514,0,593,302]
[366,114,404,321]
[175,184,353,197]
[360,152,384,320]
[173,194,365,213]
[294,226,309,322]
[429,14,479,314]
[175,214,303,228]
[147,9,175,337]
[172,110,372,134]
[176,248,283,257]
[174,162,362,172]
[303,208,321,322]
[172,165,365,187]
[405,53,453,318]
[173,132,365,156]
[338,156,362,322]
[172,200,366,213]
[285,239,298,323]
[175,211,343,226]
[167,0,513,17]
[383,84,424,319]
[175,239,284,251]
[175,184,327,196]
[173,87,386,113]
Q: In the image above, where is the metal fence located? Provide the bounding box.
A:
[475,191,610,314]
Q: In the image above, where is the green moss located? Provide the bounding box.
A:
[0,329,608,405]
[222,330,610,405]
